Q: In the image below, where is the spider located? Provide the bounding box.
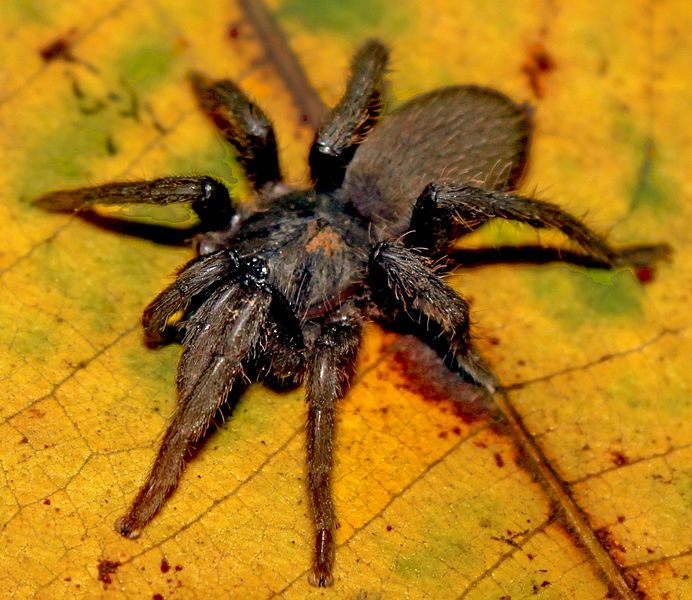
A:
[36,40,668,587]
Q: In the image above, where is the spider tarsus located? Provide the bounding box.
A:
[456,348,498,393]
[613,242,672,269]
[114,516,141,540]
[309,528,335,587]
[32,190,76,211]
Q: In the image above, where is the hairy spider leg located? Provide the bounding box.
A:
[189,72,282,193]
[409,182,671,268]
[116,276,272,538]
[306,309,362,587]
[369,240,496,392]
[33,175,235,234]
[310,39,389,192]
[142,249,241,346]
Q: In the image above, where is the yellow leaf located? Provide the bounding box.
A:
[0,1,689,598]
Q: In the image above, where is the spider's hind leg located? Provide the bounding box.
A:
[409,183,671,268]
[369,240,496,392]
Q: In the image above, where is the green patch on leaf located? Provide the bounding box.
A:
[117,40,178,90]
[574,270,642,317]
[0,1,56,24]
[16,99,119,200]
[529,267,642,327]
[8,320,57,364]
[629,138,675,214]
[612,114,676,217]
[163,138,243,195]
[607,374,691,419]
[123,344,179,395]
[277,0,410,36]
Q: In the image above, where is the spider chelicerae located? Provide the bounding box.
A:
[36,40,668,587]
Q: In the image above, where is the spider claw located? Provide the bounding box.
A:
[614,242,672,269]
[114,516,141,540]
[455,349,498,394]
[308,528,335,587]
[32,190,86,212]
[308,566,334,588]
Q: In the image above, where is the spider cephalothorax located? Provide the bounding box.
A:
[36,40,668,587]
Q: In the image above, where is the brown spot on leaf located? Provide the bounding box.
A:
[97,560,121,586]
[595,527,627,562]
[160,558,170,573]
[227,22,241,40]
[29,407,45,419]
[610,450,630,467]
[391,335,494,425]
[636,266,654,284]
[39,33,76,63]
[494,452,505,468]
[522,41,555,98]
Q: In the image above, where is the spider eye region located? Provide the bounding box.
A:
[244,256,270,281]
[314,141,339,157]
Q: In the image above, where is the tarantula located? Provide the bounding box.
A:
[37,40,667,586]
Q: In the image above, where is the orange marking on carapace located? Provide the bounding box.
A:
[305,226,343,256]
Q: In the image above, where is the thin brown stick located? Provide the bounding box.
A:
[494,391,637,600]
[239,0,328,128]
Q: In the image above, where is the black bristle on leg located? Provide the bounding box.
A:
[142,249,241,347]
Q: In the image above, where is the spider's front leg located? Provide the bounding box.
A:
[189,72,283,194]
[309,39,389,192]
[306,308,362,587]
[409,183,671,268]
[369,240,496,392]
[116,262,279,538]
[34,176,235,235]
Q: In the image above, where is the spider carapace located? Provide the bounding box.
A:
[36,40,668,586]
